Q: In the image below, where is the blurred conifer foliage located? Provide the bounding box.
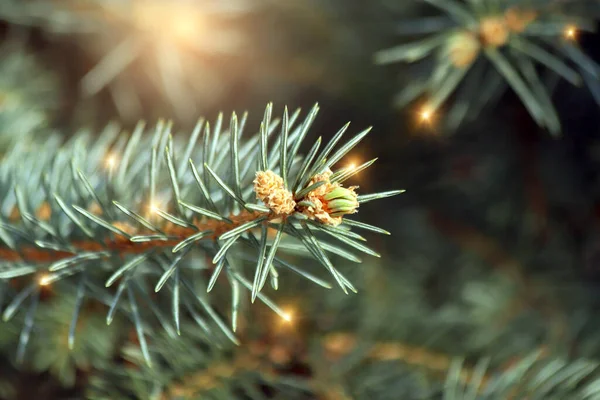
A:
[376,0,600,135]
[0,43,58,151]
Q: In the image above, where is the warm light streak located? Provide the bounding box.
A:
[105,153,118,170]
[415,103,440,132]
[277,307,294,328]
[132,2,205,46]
[149,202,161,214]
[343,159,363,179]
[170,14,201,44]
[564,25,577,40]
[420,108,433,122]
[146,199,165,221]
[282,312,292,323]
[38,274,51,286]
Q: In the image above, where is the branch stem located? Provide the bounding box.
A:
[0,210,271,263]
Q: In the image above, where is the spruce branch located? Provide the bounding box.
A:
[376,0,600,134]
[0,103,403,365]
[322,332,600,399]
[442,350,600,399]
[0,45,57,150]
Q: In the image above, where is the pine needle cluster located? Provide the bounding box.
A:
[0,103,402,367]
[0,45,57,149]
[376,0,600,134]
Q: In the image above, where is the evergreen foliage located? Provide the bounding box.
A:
[0,45,57,149]
[0,1,600,399]
[0,103,402,370]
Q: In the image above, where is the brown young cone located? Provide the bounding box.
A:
[253,170,296,215]
[298,169,358,226]
[447,31,481,68]
[480,16,509,47]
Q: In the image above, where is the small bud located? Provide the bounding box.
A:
[324,187,353,201]
[253,171,296,215]
[447,31,480,68]
[298,169,359,226]
[480,16,509,48]
[327,198,359,214]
